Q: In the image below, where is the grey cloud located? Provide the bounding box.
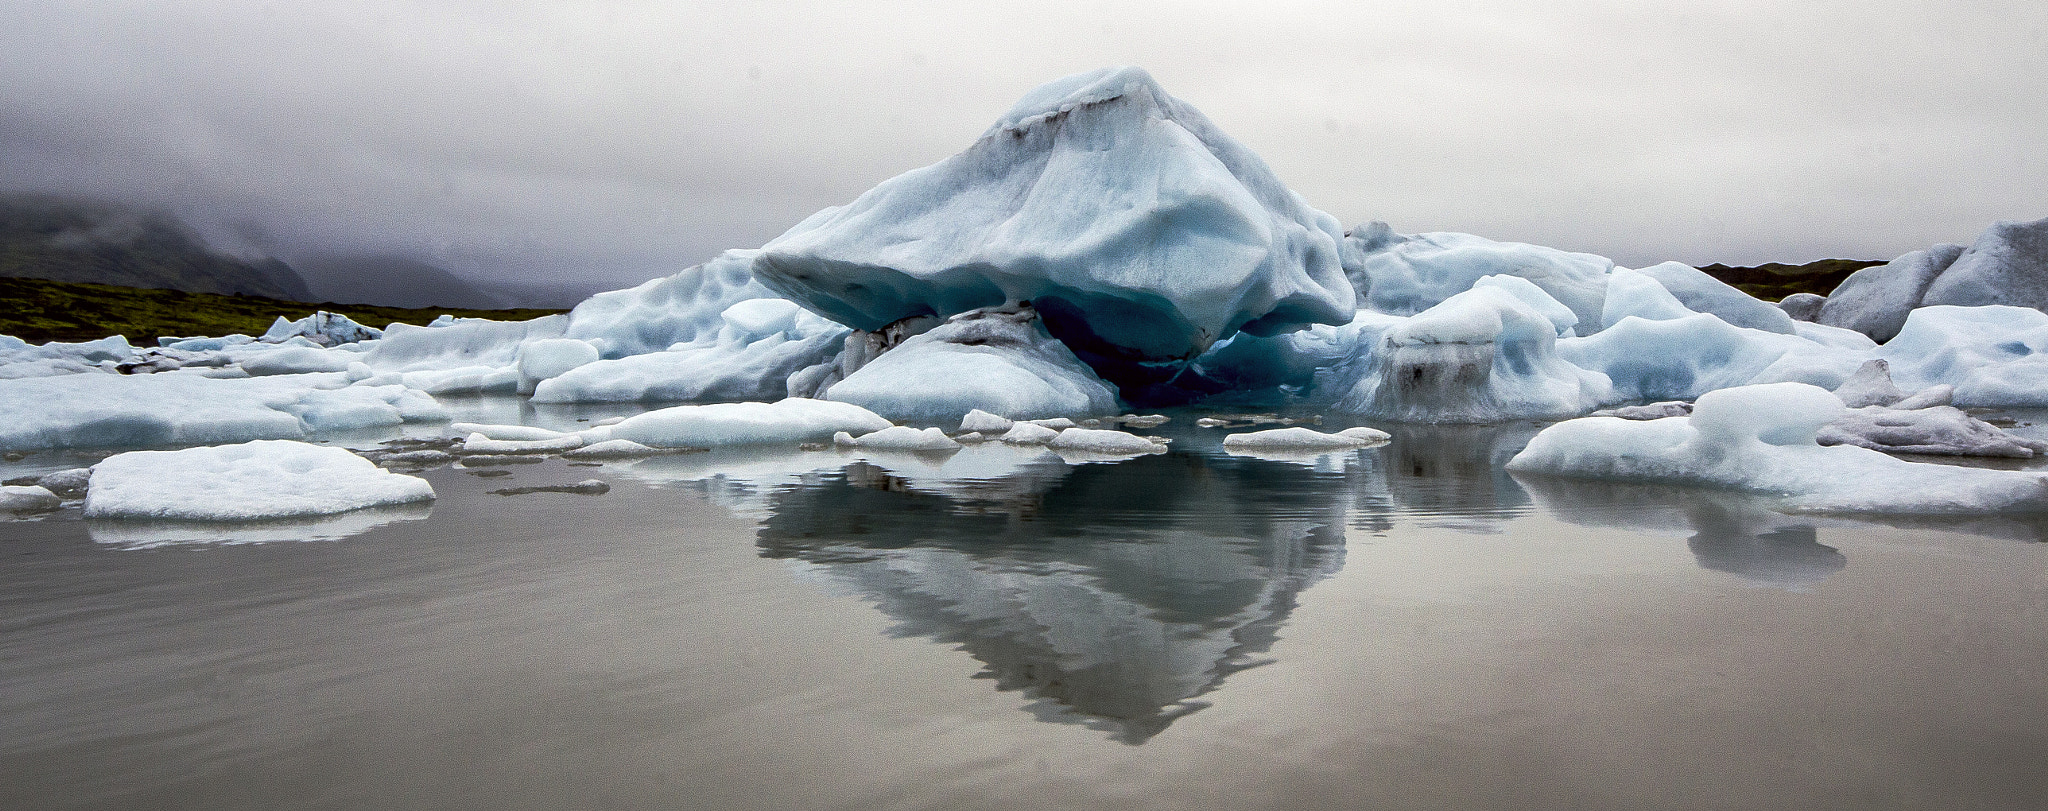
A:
[2,0,2044,296]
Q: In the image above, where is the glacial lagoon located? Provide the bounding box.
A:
[4,404,2047,810]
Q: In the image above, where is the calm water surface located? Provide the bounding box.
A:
[4,408,2047,810]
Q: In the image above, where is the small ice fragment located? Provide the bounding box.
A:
[1,485,61,512]
[1223,427,1388,450]
[999,422,1061,445]
[449,423,571,442]
[562,439,668,459]
[836,426,962,451]
[460,433,586,455]
[1047,428,1165,455]
[958,409,1015,434]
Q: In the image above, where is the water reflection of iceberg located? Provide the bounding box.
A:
[755,453,1353,744]
[86,502,435,549]
[1514,477,1848,588]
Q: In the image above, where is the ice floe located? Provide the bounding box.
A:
[84,439,435,521]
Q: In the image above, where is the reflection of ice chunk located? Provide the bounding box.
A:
[1346,224,1613,331]
[752,66,1356,390]
[0,372,446,451]
[85,440,435,521]
[1507,382,2048,513]
[608,398,892,448]
[1336,285,1615,422]
[822,304,1119,422]
[1516,477,1845,589]
[532,298,848,403]
[87,502,433,548]
[1875,305,2048,407]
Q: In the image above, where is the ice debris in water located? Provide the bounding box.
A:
[1045,427,1167,455]
[260,311,382,347]
[1507,382,2048,513]
[1221,426,1389,449]
[751,66,1357,393]
[606,398,892,448]
[833,426,962,451]
[999,422,1061,445]
[958,409,1015,434]
[84,440,435,521]
[1,485,62,513]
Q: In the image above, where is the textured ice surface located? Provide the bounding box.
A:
[1635,262,1798,334]
[514,338,601,394]
[958,409,1015,434]
[0,372,446,450]
[1777,292,1826,323]
[1831,360,1910,408]
[1346,224,1613,331]
[532,297,847,403]
[1818,244,1965,342]
[607,398,892,448]
[361,315,568,374]
[1507,382,2048,513]
[1920,216,2048,311]
[1559,313,1865,403]
[1045,427,1165,455]
[0,335,134,379]
[1818,405,2048,458]
[1876,305,2048,406]
[560,250,783,359]
[260,311,382,346]
[1599,267,1697,329]
[1220,426,1389,449]
[833,426,962,451]
[0,484,61,512]
[84,440,435,520]
[1335,285,1615,422]
[999,422,1061,445]
[751,66,1356,390]
[821,305,1118,422]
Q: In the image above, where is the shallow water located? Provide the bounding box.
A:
[4,414,2048,810]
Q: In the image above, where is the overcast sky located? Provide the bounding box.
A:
[3,0,2044,293]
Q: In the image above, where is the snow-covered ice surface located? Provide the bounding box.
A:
[820,304,1118,422]
[0,371,447,450]
[1507,383,2048,513]
[607,398,893,448]
[751,66,1357,392]
[84,440,435,521]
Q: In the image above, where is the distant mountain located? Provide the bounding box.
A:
[0,195,313,300]
[292,253,511,310]
[1695,258,1884,301]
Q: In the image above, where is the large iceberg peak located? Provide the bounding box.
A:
[752,66,1357,399]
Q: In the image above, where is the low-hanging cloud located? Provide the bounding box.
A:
[3,0,2044,295]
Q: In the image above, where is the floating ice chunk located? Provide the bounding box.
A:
[1027,417,1079,430]
[1,485,61,512]
[233,344,358,375]
[0,372,445,451]
[448,423,571,441]
[1635,262,1798,334]
[460,432,586,455]
[607,398,892,448]
[1831,359,1909,407]
[532,297,847,403]
[0,334,136,379]
[753,66,1356,391]
[1777,292,1826,323]
[1818,244,1966,342]
[1591,401,1693,420]
[160,334,255,352]
[34,468,93,498]
[1336,285,1615,423]
[84,440,435,521]
[561,439,668,459]
[833,426,962,451]
[1875,305,2048,406]
[954,431,988,444]
[1046,427,1165,455]
[1221,426,1388,449]
[260,311,381,346]
[1818,405,2048,458]
[361,315,567,373]
[999,422,1061,445]
[1506,382,2048,513]
[1600,267,1696,328]
[1346,224,1614,331]
[958,409,1015,434]
[515,338,600,394]
[1119,414,1171,428]
[821,304,1119,422]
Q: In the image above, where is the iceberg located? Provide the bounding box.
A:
[819,304,1119,422]
[1345,223,1613,332]
[0,371,446,451]
[1220,426,1390,449]
[0,335,134,379]
[1,484,62,512]
[1633,261,1798,334]
[83,439,435,521]
[1506,382,2048,513]
[750,66,1357,393]
[1558,313,1866,402]
[1334,284,1615,422]
[832,426,962,451]
[1817,244,1966,342]
[258,311,382,346]
[1818,216,2048,342]
[1875,305,2048,406]
[560,249,786,359]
